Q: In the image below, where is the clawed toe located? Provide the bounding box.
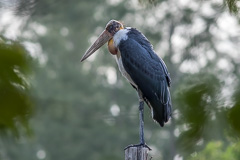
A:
[124,143,151,150]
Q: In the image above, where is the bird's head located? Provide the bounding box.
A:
[105,20,124,36]
[80,20,123,62]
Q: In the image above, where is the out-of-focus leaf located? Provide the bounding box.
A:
[188,141,240,160]
[176,73,220,154]
[225,0,239,14]
[0,0,36,16]
[228,87,240,138]
[0,37,33,137]
[140,0,239,14]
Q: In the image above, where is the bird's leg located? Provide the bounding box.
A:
[139,100,145,145]
[124,92,151,150]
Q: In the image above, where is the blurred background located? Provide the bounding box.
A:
[0,0,240,159]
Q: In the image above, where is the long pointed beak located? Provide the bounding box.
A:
[80,30,112,62]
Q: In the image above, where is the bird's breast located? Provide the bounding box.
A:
[115,51,137,88]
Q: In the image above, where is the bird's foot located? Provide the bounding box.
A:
[124,143,151,150]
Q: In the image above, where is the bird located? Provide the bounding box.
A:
[81,20,172,149]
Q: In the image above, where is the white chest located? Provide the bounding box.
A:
[113,28,130,47]
[112,28,137,87]
[115,53,137,88]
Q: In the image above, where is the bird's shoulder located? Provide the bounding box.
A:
[126,28,154,53]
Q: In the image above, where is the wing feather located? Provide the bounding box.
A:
[118,29,172,126]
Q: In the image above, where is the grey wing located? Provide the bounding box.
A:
[119,37,172,126]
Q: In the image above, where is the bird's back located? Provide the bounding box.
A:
[118,28,172,127]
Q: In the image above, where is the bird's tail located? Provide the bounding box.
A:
[152,99,172,127]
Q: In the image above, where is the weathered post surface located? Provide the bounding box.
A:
[124,146,151,160]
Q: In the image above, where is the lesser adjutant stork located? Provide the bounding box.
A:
[81,20,172,149]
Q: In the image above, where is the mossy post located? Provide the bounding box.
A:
[124,146,151,160]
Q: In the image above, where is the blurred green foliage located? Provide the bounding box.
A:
[228,86,240,137]
[141,0,240,14]
[0,37,32,136]
[225,0,239,14]
[176,73,220,153]
[188,141,240,160]
[176,73,240,157]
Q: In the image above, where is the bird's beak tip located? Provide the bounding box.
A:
[80,30,111,62]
